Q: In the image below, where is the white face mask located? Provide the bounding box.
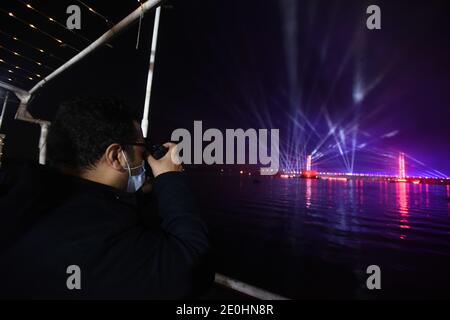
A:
[121,151,146,193]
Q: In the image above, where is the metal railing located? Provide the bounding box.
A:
[214,273,289,300]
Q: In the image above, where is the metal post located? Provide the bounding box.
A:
[15,95,50,164]
[141,6,161,138]
[0,91,9,130]
[38,122,50,165]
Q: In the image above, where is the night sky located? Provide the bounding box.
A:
[1,0,449,176]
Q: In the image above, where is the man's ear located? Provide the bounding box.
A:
[104,144,124,171]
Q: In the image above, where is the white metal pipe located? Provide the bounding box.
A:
[0,81,29,100]
[0,84,48,162]
[0,91,9,130]
[12,95,50,163]
[14,95,50,127]
[214,273,289,300]
[38,122,50,165]
[29,0,162,95]
[141,6,161,138]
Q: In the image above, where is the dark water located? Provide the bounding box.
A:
[190,174,450,299]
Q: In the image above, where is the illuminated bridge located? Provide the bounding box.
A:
[279,152,450,185]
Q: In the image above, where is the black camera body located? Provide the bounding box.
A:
[151,144,169,160]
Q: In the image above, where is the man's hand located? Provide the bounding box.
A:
[146,143,182,178]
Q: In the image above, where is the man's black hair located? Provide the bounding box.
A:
[47,97,141,170]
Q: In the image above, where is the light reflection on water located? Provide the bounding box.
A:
[192,174,450,298]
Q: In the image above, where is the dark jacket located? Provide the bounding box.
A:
[0,163,214,299]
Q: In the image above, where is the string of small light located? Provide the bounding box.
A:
[0,74,26,86]
[0,29,65,63]
[0,65,37,82]
[0,44,54,71]
[0,57,42,80]
[0,1,117,88]
[14,0,94,46]
[75,0,114,26]
[0,8,81,53]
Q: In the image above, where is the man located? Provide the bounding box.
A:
[0,98,214,299]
